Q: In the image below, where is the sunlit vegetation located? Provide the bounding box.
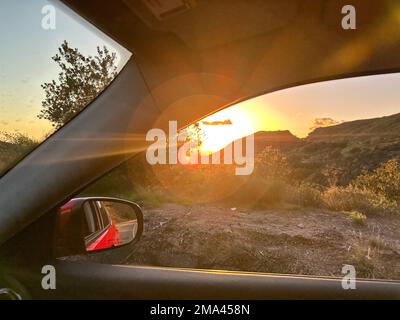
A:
[1,41,118,175]
[38,41,117,129]
[348,211,367,225]
[348,228,391,279]
[354,159,400,204]
[3,128,399,219]
[0,132,38,175]
[81,139,400,219]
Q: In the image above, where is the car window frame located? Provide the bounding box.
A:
[0,1,132,179]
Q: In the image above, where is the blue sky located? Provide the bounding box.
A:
[0,0,131,138]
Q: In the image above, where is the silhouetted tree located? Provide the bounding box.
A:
[38,41,117,128]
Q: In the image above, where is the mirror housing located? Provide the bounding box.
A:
[54,197,143,257]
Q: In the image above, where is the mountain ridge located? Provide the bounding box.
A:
[308,112,400,139]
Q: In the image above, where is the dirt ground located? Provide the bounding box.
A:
[124,204,400,280]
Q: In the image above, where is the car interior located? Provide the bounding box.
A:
[0,0,400,300]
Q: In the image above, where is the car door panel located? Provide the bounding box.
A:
[8,261,400,300]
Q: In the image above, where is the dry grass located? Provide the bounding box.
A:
[288,183,324,208]
[323,185,383,215]
[82,146,400,218]
[347,230,389,279]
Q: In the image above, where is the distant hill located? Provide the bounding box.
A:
[208,130,302,162]
[216,113,400,186]
[309,113,400,139]
[253,130,302,153]
[287,112,400,185]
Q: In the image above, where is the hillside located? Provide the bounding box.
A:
[213,112,400,186]
[309,113,400,139]
[215,130,302,155]
[253,130,302,153]
[202,113,400,186]
[287,112,400,185]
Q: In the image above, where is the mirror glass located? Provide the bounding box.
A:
[83,200,139,252]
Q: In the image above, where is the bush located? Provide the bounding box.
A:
[255,147,292,181]
[0,132,38,173]
[348,211,367,225]
[289,183,324,208]
[323,185,390,215]
[354,159,400,205]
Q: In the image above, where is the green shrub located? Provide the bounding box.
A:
[348,211,367,225]
[354,159,400,204]
[323,185,390,215]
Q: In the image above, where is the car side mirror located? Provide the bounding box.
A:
[55,197,143,257]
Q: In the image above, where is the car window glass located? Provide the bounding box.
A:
[83,202,97,235]
[74,73,400,281]
[0,0,131,176]
[96,201,111,228]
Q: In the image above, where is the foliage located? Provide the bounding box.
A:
[348,230,388,279]
[81,142,400,215]
[38,41,117,128]
[289,183,324,208]
[0,132,38,173]
[354,159,400,204]
[348,211,367,225]
[322,185,393,215]
[255,146,292,181]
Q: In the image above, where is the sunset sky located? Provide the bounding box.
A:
[199,73,400,152]
[1,1,399,153]
[0,0,130,139]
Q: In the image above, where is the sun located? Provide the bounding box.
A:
[196,101,280,154]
